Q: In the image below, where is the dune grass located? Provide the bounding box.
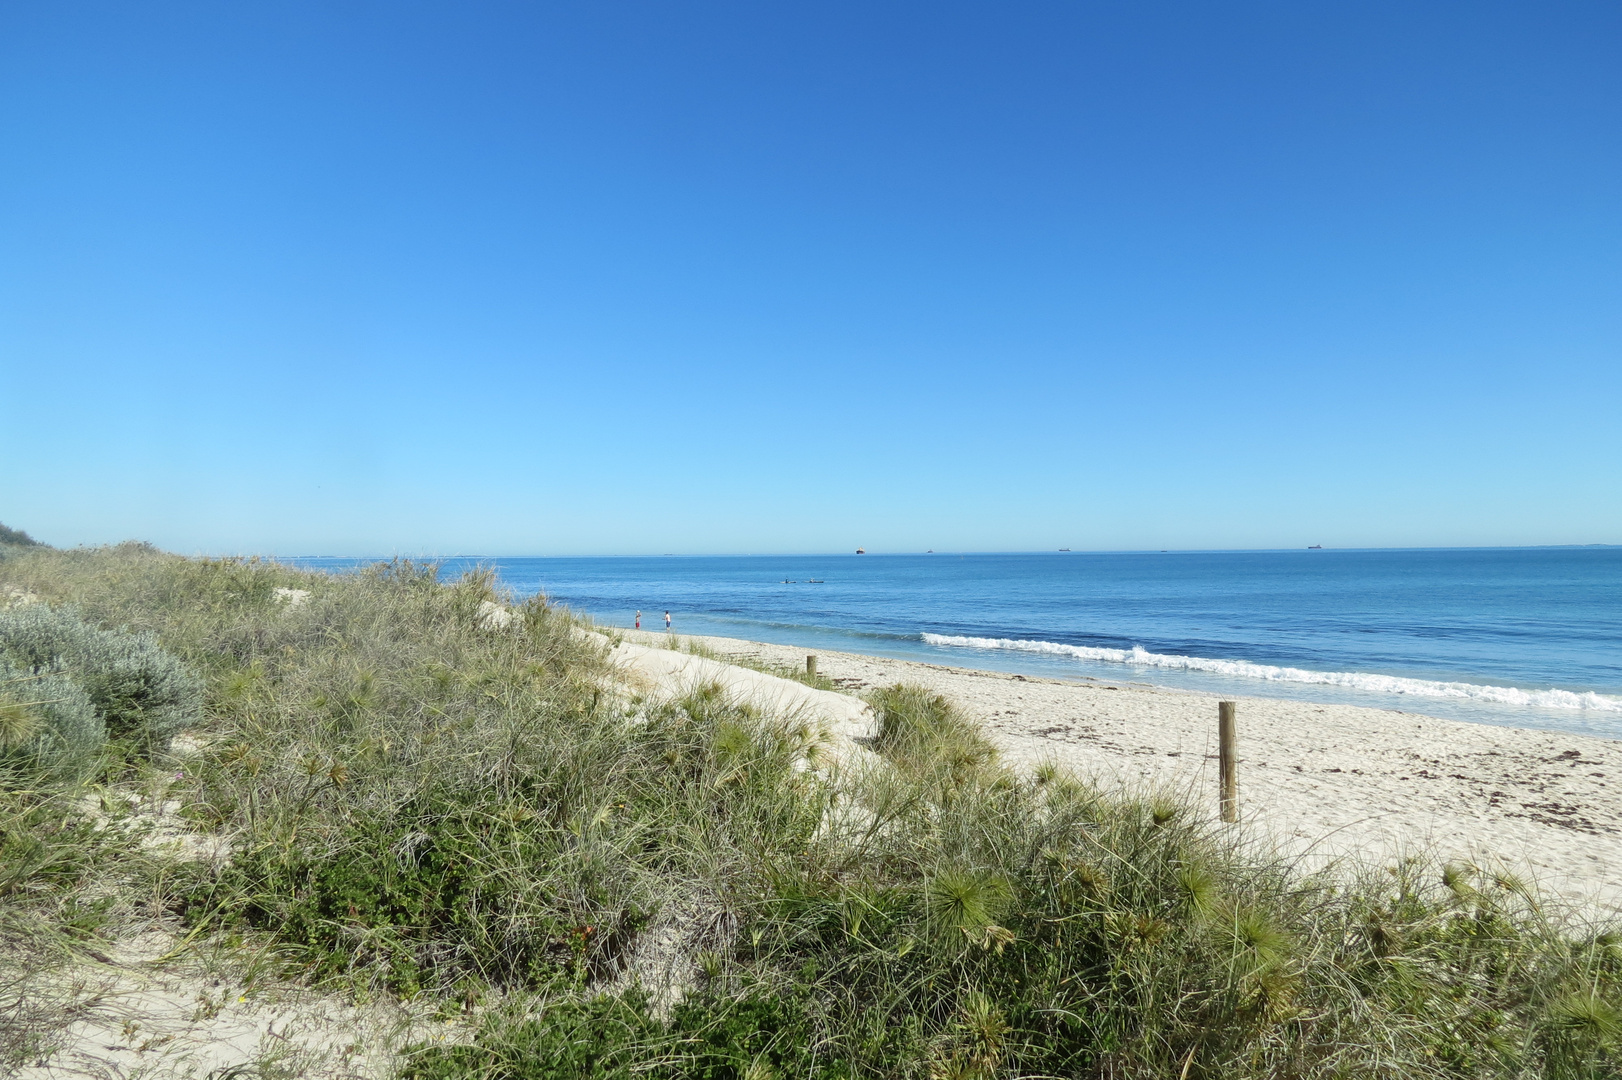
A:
[2,541,1619,1078]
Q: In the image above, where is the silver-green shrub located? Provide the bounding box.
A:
[0,656,102,777]
[0,603,200,754]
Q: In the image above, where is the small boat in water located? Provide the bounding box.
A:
[855,548,865,554]
[1308,545,1323,550]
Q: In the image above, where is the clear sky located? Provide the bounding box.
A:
[2,2,1618,555]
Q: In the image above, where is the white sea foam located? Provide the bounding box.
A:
[920,633,1622,712]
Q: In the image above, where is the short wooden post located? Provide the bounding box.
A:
[806,654,818,678]
[1218,701,1238,823]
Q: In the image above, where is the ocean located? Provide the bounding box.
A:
[291,548,1622,738]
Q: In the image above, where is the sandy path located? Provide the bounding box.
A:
[14,928,456,1079]
[628,631,1622,913]
[607,634,874,750]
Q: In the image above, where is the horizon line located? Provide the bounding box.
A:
[256,543,1622,560]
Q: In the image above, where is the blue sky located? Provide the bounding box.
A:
[2,2,1618,555]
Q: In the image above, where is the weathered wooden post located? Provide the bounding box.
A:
[806,654,818,678]
[1219,700,1238,823]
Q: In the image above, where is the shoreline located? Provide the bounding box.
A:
[627,628,1622,912]
[579,612,1622,737]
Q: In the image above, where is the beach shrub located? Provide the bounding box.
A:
[0,602,201,755]
[0,523,41,548]
[209,792,579,992]
[186,679,826,995]
[402,992,669,1080]
[151,555,808,995]
[401,991,838,1080]
[0,657,101,778]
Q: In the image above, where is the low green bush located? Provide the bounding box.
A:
[0,523,41,548]
[205,794,580,992]
[0,602,201,755]
[184,680,827,995]
[402,990,838,1080]
[0,657,102,778]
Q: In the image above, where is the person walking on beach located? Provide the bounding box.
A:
[664,611,671,630]
[635,610,641,629]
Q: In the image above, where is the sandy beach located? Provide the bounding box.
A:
[620,630,1622,913]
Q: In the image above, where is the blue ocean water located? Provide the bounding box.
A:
[291,549,1622,738]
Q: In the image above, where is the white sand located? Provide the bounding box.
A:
[631,631,1622,913]
[15,929,456,1079]
[608,634,874,750]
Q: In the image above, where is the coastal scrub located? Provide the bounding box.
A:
[1,539,1618,1078]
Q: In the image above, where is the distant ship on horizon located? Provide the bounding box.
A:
[1308,544,1323,550]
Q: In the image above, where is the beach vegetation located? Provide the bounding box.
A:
[0,657,102,778]
[0,523,42,548]
[0,601,202,757]
[1,537,1618,1077]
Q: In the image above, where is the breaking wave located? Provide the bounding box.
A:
[919,633,1622,712]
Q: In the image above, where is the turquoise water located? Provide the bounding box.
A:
[293,548,1622,738]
